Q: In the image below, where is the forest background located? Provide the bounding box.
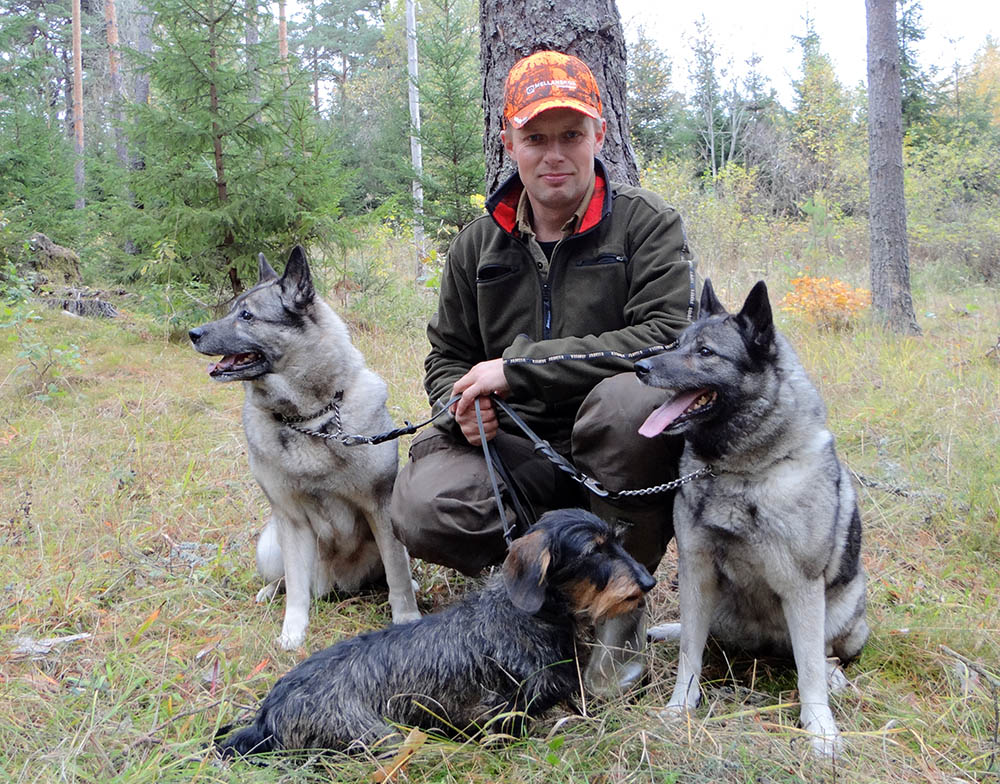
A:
[0,0,999,782]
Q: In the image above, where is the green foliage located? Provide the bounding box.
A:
[0,8,85,248]
[120,0,354,292]
[626,27,687,165]
[905,126,1000,283]
[417,0,485,249]
[0,303,84,400]
[0,213,35,302]
[323,3,413,216]
[897,0,937,131]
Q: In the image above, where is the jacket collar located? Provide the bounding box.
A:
[486,157,613,238]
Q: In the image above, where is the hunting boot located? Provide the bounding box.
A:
[584,602,650,697]
[582,496,668,697]
[571,373,684,696]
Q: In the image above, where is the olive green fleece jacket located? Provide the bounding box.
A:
[424,159,697,447]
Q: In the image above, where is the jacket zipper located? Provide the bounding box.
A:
[541,281,552,339]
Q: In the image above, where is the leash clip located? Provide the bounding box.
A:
[580,475,610,498]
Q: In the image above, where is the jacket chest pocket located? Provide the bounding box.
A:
[561,254,629,333]
[576,253,627,267]
[476,263,520,284]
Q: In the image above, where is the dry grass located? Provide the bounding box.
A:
[0,266,997,783]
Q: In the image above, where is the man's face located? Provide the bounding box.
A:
[501,108,606,219]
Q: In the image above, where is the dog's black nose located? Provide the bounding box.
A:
[189,326,204,344]
[634,359,650,380]
[637,568,657,594]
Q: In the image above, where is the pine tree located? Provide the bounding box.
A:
[417,0,484,247]
[127,0,350,291]
[626,26,685,165]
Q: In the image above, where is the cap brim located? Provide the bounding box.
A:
[509,98,602,129]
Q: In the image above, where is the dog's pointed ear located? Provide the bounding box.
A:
[699,279,727,317]
[258,253,278,283]
[502,530,551,615]
[279,245,315,311]
[737,280,775,354]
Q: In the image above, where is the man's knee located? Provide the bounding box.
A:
[389,428,508,575]
[572,372,684,489]
[571,373,684,571]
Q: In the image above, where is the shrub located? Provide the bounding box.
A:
[780,274,870,329]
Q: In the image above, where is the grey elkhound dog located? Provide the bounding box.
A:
[189,246,420,650]
[635,280,868,756]
[215,508,656,757]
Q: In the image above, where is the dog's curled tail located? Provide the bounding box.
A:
[215,723,277,758]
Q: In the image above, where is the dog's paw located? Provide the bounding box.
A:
[392,608,421,625]
[807,728,843,758]
[826,659,851,695]
[276,629,305,650]
[801,708,842,758]
[647,622,682,643]
[657,702,692,724]
[256,578,284,604]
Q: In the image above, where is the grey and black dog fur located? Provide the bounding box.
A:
[215,508,656,757]
[635,279,868,757]
[189,246,420,650]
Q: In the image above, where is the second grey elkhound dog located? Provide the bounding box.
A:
[635,280,868,757]
[190,247,420,650]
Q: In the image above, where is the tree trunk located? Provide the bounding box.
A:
[208,16,239,293]
[866,0,920,335]
[479,0,638,194]
[309,0,319,110]
[72,0,85,209]
[246,0,260,107]
[278,0,290,86]
[406,0,427,280]
[104,0,129,168]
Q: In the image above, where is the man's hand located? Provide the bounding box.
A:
[451,359,510,445]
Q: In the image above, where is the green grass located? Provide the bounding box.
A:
[1,269,998,783]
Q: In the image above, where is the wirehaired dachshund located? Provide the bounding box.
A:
[216,508,656,756]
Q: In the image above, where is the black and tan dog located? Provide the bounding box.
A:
[215,508,656,757]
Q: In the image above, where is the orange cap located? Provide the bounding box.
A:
[503,50,603,129]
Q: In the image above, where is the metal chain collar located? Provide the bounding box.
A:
[277,393,452,447]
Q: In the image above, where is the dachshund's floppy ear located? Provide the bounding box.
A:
[502,530,551,614]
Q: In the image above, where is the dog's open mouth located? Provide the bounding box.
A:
[638,388,717,437]
[208,352,269,379]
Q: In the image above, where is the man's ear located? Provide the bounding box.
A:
[501,127,514,159]
[593,118,607,152]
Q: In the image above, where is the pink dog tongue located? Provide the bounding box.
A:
[638,391,703,438]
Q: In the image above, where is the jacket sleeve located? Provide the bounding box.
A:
[423,229,484,419]
[501,197,696,404]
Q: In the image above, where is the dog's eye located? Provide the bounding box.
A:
[698,346,714,357]
[239,309,253,321]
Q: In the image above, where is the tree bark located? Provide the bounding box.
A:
[479,0,638,194]
[246,0,261,107]
[866,0,921,334]
[72,0,85,209]
[406,0,427,279]
[104,0,129,168]
[278,0,290,86]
